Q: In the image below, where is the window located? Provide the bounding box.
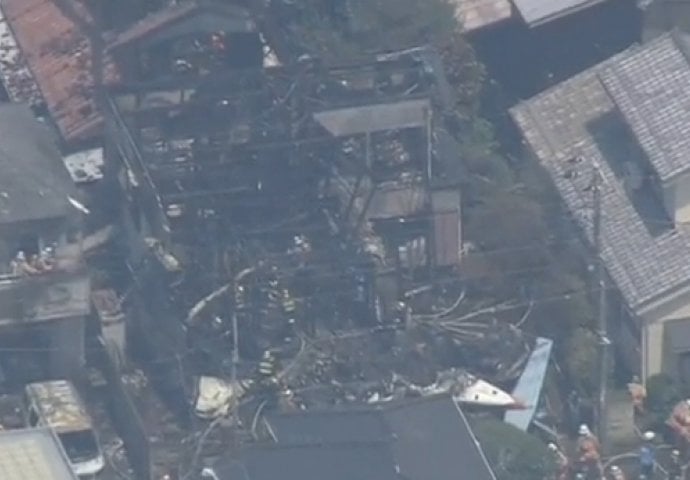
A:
[58,430,100,463]
[18,234,39,256]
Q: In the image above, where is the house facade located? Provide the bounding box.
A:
[511,32,690,383]
[0,104,90,379]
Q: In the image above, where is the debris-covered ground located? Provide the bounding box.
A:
[263,286,534,408]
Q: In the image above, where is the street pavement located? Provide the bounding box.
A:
[604,445,689,479]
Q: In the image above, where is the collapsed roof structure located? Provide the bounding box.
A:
[103,43,469,406]
[0,0,264,148]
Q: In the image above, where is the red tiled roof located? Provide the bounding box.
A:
[1,0,120,144]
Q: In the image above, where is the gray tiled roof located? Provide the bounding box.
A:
[0,427,77,480]
[212,441,400,480]
[265,396,496,480]
[599,34,690,182]
[0,103,75,224]
[510,34,690,312]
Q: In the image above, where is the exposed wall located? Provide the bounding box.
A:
[667,172,690,225]
[643,1,690,42]
[641,286,690,378]
[47,316,86,378]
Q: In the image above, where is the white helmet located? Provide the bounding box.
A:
[610,465,621,473]
[578,424,590,436]
[642,430,655,441]
[547,443,558,452]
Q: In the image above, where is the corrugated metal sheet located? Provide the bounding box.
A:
[512,0,607,26]
[431,189,461,267]
[368,183,427,220]
[452,0,512,32]
[432,211,460,267]
[504,337,553,431]
[314,99,430,137]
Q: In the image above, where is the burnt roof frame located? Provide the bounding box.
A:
[107,55,438,228]
[107,57,433,98]
[106,0,256,53]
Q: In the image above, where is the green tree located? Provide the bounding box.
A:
[470,416,557,480]
[287,0,457,57]
[565,328,598,395]
[285,0,485,107]
[644,373,682,432]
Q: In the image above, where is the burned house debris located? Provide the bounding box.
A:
[100,34,538,427]
[0,0,267,150]
[105,0,264,83]
[106,55,450,298]
[0,0,581,477]
[0,103,90,379]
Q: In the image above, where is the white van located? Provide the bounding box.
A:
[24,380,105,477]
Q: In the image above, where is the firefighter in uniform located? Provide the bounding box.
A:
[576,424,603,478]
[668,449,683,480]
[608,465,626,480]
[627,375,646,416]
[281,289,297,339]
[547,443,568,480]
[668,399,690,456]
[266,278,281,309]
[257,350,280,401]
[235,285,246,311]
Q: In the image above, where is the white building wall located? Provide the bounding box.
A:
[641,287,690,379]
[663,172,690,225]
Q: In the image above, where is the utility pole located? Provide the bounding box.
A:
[591,166,611,453]
[230,265,258,424]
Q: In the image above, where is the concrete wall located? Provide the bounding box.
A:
[47,316,86,378]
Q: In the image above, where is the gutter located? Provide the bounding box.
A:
[636,278,690,320]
